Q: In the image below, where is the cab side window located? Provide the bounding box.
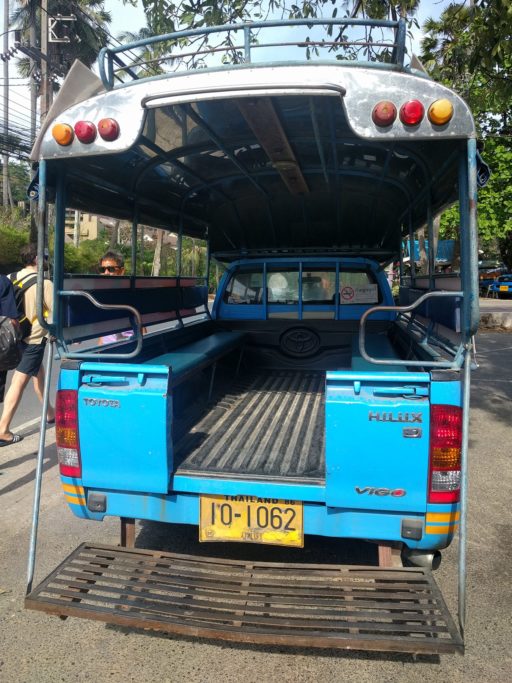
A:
[223,269,263,304]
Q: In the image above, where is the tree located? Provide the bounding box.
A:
[6,162,31,204]
[137,1,420,68]
[420,1,512,263]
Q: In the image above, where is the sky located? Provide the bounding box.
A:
[104,0,450,42]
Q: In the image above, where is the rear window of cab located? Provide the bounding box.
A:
[223,267,381,305]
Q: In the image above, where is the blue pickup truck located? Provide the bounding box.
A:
[25,19,480,655]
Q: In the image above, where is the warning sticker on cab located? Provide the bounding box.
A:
[340,284,378,304]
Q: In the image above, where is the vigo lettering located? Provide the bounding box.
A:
[368,411,422,424]
[83,398,120,408]
[355,486,406,497]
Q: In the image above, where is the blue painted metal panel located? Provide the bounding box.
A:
[78,367,172,494]
[58,368,81,391]
[171,475,325,502]
[325,373,430,510]
[430,379,461,407]
[61,482,451,551]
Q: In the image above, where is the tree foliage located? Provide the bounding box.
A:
[139,0,420,66]
[420,1,512,263]
[0,209,30,270]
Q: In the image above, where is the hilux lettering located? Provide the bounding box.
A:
[368,411,422,423]
[83,398,120,408]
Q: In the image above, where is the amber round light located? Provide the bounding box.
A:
[428,99,454,125]
[400,100,425,126]
[98,118,120,141]
[372,101,397,127]
[74,120,97,144]
[52,123,74,146]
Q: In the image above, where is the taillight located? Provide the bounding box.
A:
[52,123,74,146]
[372,100,397,127]
[56,389,82,478]
[428,405,462,503]
[427,98,454,126]
[74,120,97,144]
[98,118,120,141]
[399,100,424,126]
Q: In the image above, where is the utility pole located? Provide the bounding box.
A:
[29,21,38,241]
[40,0,52,122]
[2,0,9,206]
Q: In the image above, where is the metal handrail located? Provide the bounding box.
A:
[98,18,406,89]
[59,290,144,360]
[359,290,464,369]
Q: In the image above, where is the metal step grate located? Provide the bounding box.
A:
[25,543,463,654]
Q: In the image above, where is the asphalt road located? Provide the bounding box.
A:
[0,332,510,683]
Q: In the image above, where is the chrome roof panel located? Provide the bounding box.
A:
[36,63,474,162]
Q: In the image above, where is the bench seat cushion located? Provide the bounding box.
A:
[351,334,402,372]
[147,331,245,379]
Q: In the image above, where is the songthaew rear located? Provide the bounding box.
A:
[24,18,481,655]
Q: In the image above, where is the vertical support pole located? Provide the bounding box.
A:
[36,160,50,333]
[457,138,479,641]
[53,170,66,341]
[335,261,340,321]
[131,212,137,277]
[263,261,268,321]
[2,0,9,207]
[458,341,471,638]
[408,211,416,285]
[459,139,480,338]
[395,18,406,66]
[120,518,136,548]
[73,210,80,247]
[244,25,251,63]
[298,261,303,321]
[427,198,435,289]
[177,211,184,277]
[139,225,145,275]
[26,340,55,594]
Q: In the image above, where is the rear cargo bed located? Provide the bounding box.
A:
[175,371,325,482]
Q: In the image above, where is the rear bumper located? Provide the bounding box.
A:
[61,476,458,551]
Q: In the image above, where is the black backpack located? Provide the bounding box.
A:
[9,272,39,339]
[0,316,23,371]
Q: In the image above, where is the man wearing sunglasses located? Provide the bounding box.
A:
[98,251,133,345]
[99,251,125,276]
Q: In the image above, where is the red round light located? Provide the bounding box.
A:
[372,101,397,127]
[98,118,120,141]
[399,100,425,126]
[74,120,96,144]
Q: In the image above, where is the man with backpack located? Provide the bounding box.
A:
[0,244,55,447]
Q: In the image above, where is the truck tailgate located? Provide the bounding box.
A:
[78,363,171,494]
[325,371,430,510]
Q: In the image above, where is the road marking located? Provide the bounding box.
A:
[13,416,55,433]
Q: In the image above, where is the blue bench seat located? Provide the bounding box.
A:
[351,334,402,372]
[146,330,245,385]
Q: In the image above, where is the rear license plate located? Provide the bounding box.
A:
[200,495,304,547]
[500,285,508,291]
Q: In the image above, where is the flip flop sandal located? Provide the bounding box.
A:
[0,434,24,447]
